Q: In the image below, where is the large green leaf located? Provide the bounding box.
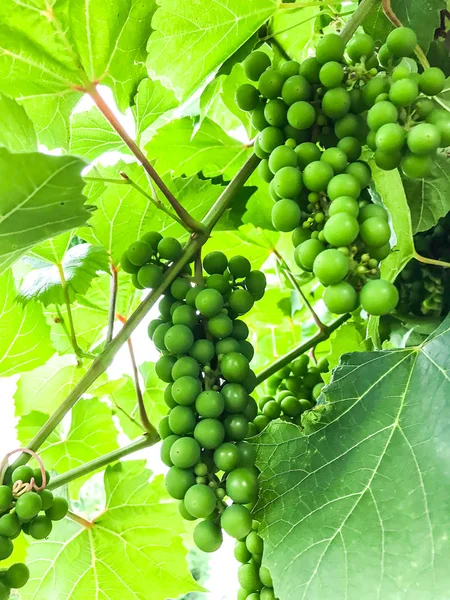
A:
[18,398,119,495]
[23,461,202,600]
[0,149,89,273]
[364,0,445,52]
[0,93,37,152]
[133,78,179,141]
[147,0,278,101]
[403,153,450,234]
[0,270,54,377]
[255,316,450,600]
[18,244,110,306]
[145,117,252,180]
[270,6,318,61]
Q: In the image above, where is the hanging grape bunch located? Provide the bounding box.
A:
[236,28,449,317]
[0,451,69,599]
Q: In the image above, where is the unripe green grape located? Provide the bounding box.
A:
[295,239,325,271]
[244,51,271,81]
[194,520,223,552]
[229,255,252,279]
[164,324,194,355]
[389,79,419,107]
[258,69,284,99]
[194,419,225,449]
[121,253,140,274]
[254,137,269,159]
[161,435,179,467]
[360,217,391,248]
[345,161,371,189]
[426,110,450,147]
[0,514,20,538]
[367,243,391,261]
[324,213,359,246]
[172,375,202,406]
[253,414,270,432]
[184,484,217,518]
[334,114,363,139]
[159,415,173,440]
[16,491,42,521]
[152,322,171,351]
[159,294,175,318]
[323,282,358,314]
[413,98,435,120]
[216,338,241,355]
[300,56,321,83]
[316,33,345,64]
[375,122,405,152]
[252,104,269,131]
[245,270,267,298]
[165,466,195,499]
[392,64,411,82]
[236,84,260,111]
[232,320,249,340]
[221,352,249,382]
[362,75,390,108]
[374,149,402,170]
[208,313,233,338]
[169,437,201,469]
[179,499,196,521]
[237,441,257,468]
[195,390,224,419]
[12,465,34,484]
[291,354,309,376]
[203,251,228,275]
[313,382,325,400]
[303,160,334,192]
[268,146,297,173]
[235,540,252,563]
[329,196,359,218]
[29,515,52,539]
[347,32,375,62]
[263,99,287,128]
[418,67,445,96]
[221,504,252,539]
[238,562,263,592]
[360,279,399,315]
[321,147,348,174]
[292,227,311,247]
[222,383,249,413]
[260,587,276,600]
[279,60,300,78]
[322,88,351,119]
[262,400,281,419]
[229,289,255,316]
[273,166,303,199]
[246,531,264,556]
[313,249,349,285]
[214,442,240,471]
[281,395,302,417]
[155,354,176,383]
[172,305,198,330]
[281,75,311,106]
[240,341,256,364]
[224,414,249,441]
[141,231,162,251]
[359,204,388,222]
[127,241,152,266]
[226,468,258,504]
[39,489,54,511]
[271,199,301,232]
[0,537,13,560]
[158,237,182,261]
[169,405,196,434]
[319,61,344,88]
[170,277,191,300]
[287,101,316,130]
[206,274,232,295]
[195,288,224,317]
[401,153,432,179]
[348,88,365,114]
[367,101,398,131]
[5,563,29,589]
[377,43,392,67]
[46,496,69,521]
[327,173,360,200]
[386,27,417,57]
[407,123,441,155]
[294,142,320,168]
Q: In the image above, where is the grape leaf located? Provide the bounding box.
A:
[14,355,86,416]
[22,461,203,600]
[18,398,119,495]
[0,149,90,273]
[363,0,445,52]
[434,76,450,112]
[133,78,179,140]
[242,173,276,231]
[144,117,252,180]
[403,153,450,233]
[147,0,278,101]
[69,107,131,161]
[322,321,368,383]
[18,244,110,306]
[270,6,319,61]
[255,315,450,600]
[0,93,37,152]
[28,232,74,265]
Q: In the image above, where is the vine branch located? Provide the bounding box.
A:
[340,0,380,43]
[414,252,450,269]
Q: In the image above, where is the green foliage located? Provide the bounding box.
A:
[22,462,202,600]
[255,315,450,599]
[133,78,179,140]
[0,94,37,153]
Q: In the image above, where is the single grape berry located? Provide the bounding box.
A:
[324,213,359,246]
[360,217,391,248]
[360,279,399,315]
[303,160,334,192]
[195,288,224,317]
[169,437,201,469]
[226,468,258,504]
[321,147,348,174]
[29,515,53,539]
[184,484,217,518]
[386,27,417,57]
[407,123,441,155]
[221,352,249,383]
[367,101,398,131]
[316,33,345,64]
[347,33,375,62]
[322,88,351,119]
[327,173,361,200]
[323,281,358,314]
[287,101,316,130]
[389,79,419,107]
[194,419,225,449]
[268,145,297,173]
[300,57,321,83]
[193,520,223,553]
[313,249,349,285]
[295,239,325,271]
[137,264,164,289]
[5,563,29,589]
[273,166,303,199]
[15,491,42,521]
[401,153,432,179]
[319,61,344,88]
[345,162,371,189]
[236,84,260,111]
[272,199,301,232]
[203,251,228,275]
[221,504,252,539]
[375,123,405,153]
[282,75,311,105]
[329,196,359,218]
[127,241,152,266]
[258,68,284,99]
[264,99,288,127]
[419,67,446,96]
[46,496,69,521]
[295,142,321,169]
[158,237,182,261]
[244,51,271,81]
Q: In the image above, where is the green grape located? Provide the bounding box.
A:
[324,213,359,246]
[224,414,249,441]
[374,149,402,170]
[327,173,360,200]
[253,415,270,432]
[179,499,196,521]
[172,375,202,406]
[258,159,273,183]
[367,243,391,261]
[229,255,252,279]
[313,249,349,285]
[141,231,162,251]
[281,75,311,106]
[235,540,252,563]
[120,253,140,274]
[300,56,321,83]
[244,51,271,81]
[39,489,54,511]
[221,352,249,383]
[206,274,232,295]
[413,98,435,119]
[273,167,303,199]
[375,122,405,153]
[221,504,252,539]
[295,239,325,271]
[258,125,285,155]
[195,391,224,419]
[159,295,175,318]
[392,64,412,82]
[264,99,288,127]
[271,199,301,232]
[0,537,13,560]
[323,282,358,314]
[279,60,300,78]
[214,442,240,471]
[260,587,276,600]
[426,110,450,147]
[262,400,281,419]
[240,341,256,364]
[193,520,223,552]
[237,441,256,467]
[329,196,359,218]
[345,161,371,188]
[322,88,351,119]
[407,123,441,155]
[232,319,249,340]
[334,114,363,139]
[238,562,263,592]
[159,415,173,440]
[419,67,445,96]
[259,567,273,588]
[217,338,241,354]
[287,101,316,130]
[386,27,417,57]
[268,146,297,173]
[15,491,42,521]
[46,496,69,521]
[208,313,234,338]
[291,354,309,376]
[161,435,180,467]
[194,419,225,449]
[164,385,177,409]
[362,75,390,108]
[203,251,228,275]
[226,468,258,504]
[377,43,392,67]
[255,138,269,159]
[303,160,334,192]
[5,563,29,589]
[313,382,325,400]
[169,405,196,435]
[359,204,388,222]
[0,582,9,600]
[29,515,52,539]
[292,227,311,247]
[12,465,33,484]
[319,61,344,88]
[172,305,198,330]
[258,69,285,99]
[152,322,172,352]
[164,324,194,355]
[236,84,260,111]
[170,277,191,300]
[389,79,419,107]
[184,484,217,518]
[148,318,163,339]
[137,263,164,289]
[158,237,182,261]
[281,395,302,417]
[349,88,366,113]
[316,33,345,64]
[155,355,176,383]
[221,383,249,413]
[229,289,255,315]
[360,279,399,315]
[127,241,152,266]
[245,270,267,298]
[195,288,224,317]
[246,531,264,556]
[401,153,432,179]
[165,466,195,499]
[347,32,375,62]
[367,101,398,131]
[169,437,201,469]
[294,142,321,168]
[360,217,391,248]
[321,147,348,173]
[0,514,20,538]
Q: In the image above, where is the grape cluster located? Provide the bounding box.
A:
[396,215,450,317]
[0,465,68,598]
[235,28,449,316]
[253,355,328,431]
[121,231,185,290]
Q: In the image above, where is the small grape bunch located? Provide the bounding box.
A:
[120,231,185,290]
[252,354,328,432]
[0,455,69,599]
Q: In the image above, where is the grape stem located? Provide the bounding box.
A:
[254,313,350,386]
[279,0,346,9]
[273,249,327,333]
[106,261,118,344]
[381,0,430,68]
[67,511,94,529]
[87,86,205,234]
[11,154,259,470]
[339,0,380,43]
[414,252,450,269]
[57,262,84,364]
[47,436,156,491]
